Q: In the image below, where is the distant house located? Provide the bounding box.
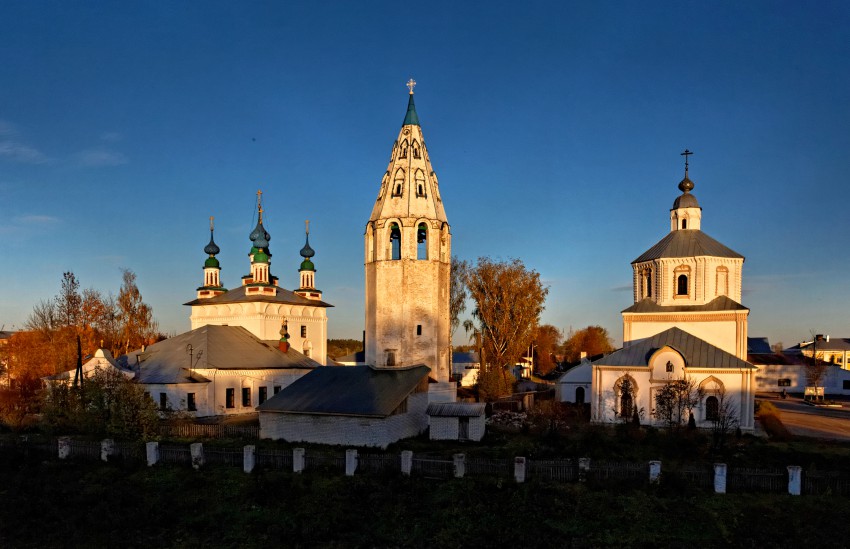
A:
[44,348,135,385]
[556,355,593,404]
[451,351,479,387]
[335,350,366,366]
[427,402,486,441]
[798,337,850,369]
[258,365,430,448]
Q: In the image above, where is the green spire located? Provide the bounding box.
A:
[402,78,420,126]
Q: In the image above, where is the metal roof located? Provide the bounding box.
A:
[123,325,319,384]
[633,230,744,263]
[593,327,755,370]
[799,338,850,352]
[183,285,333,308]
[426,402,485,417]
[622,295,748,314]
[257,364,430,417]
[747,337,772,354]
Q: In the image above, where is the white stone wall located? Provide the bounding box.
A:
[428,415,485,442]
[624,316,744,358]
[190,302,328,364]
[259,393,429,449]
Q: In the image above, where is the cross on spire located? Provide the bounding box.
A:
[256,190,263,222]
[406,78,416,95]
[681,149,693,176]
[209,216,214,232]
[305,219,310,235]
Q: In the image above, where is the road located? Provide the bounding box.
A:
[762,396,850,441]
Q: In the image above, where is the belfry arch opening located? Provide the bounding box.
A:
[389,223,401,260]
[417,222,428,260]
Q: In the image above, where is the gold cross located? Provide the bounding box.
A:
[406,78,416,94]
[305,219,310,235]
[209,216,214,231]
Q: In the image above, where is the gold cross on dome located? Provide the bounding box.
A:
[209,216,214,231]
[305,219,310,234]
[406,78,416,94]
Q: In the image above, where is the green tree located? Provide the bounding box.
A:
[561,325,615,363]
[465,257,548,401]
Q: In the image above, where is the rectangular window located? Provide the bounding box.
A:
[778,379,791,387]
[259,386,268,404]
[242,387,251,407]
[843,380,850,390]
[187,392,197,411]
[301,325,307,338]
[273,385,282,394]
[159,393,167,411]
[416,324,422,336]
[226,388,235,408]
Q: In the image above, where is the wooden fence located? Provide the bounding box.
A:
[158,423,259,439]
[4,437,849,496]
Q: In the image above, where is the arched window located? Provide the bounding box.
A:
[412,140,421,159]
[399,139,408,159]
[389,223,401,260]
[616,376,637,419]
[705,396,719,421]
[641,268,652,298]
[415,169,426,197]
[575,386,585,405]
[392,169,404,197]
[677,274,688,296]
[417,222,428,260]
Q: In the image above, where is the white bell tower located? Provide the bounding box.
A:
[364,80,452,386]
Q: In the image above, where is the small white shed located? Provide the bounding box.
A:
[427,402,486,441]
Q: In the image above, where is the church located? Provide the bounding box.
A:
[563,153,757,431]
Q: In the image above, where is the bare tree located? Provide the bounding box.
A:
[654,376,704,432]
[709,386,739,450]
[465,257,548,400]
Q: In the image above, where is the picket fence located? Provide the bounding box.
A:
[2,436,848,496]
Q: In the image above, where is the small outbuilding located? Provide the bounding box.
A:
[426,402,486,441]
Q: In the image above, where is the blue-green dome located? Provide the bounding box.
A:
[204,256,220,268]
[204,233,220,256]
[300,235,315,259]
[253,251,269,264]
[300,258,315,271]
[250,220,270,249]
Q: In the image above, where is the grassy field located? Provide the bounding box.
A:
[2,449,850,548]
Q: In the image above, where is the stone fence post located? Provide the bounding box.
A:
[58,437,71,460]
[101,439,114,462]
[713,463,727,494]
[578,458,590,483]
[649,461,662,484]
[293,448,305,473]
[401,450,413,477]
[514,457,526,483]
[787,466,802,496]
[453,454,465,478]
[146,442,159,467]
[345,449,358,476]
[243,445,256,474]
[190,443,204,470]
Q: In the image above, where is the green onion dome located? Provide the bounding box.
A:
[253,251,269,264]
[204,256,220,268]
[300,258,315,271]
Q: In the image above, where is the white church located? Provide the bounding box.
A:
[560,153,757,431]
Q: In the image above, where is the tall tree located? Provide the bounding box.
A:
[57,271,82,328]
[449,256,469,342]
[466,257,548,400]
[561,325,615,363]
[117,269,158,355]
[533,324,562,375]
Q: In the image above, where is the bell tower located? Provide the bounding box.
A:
[364,80,451,384]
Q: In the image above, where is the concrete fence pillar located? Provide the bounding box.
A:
[713,463,727,494]
[400,450,413,476]
[243,445,256,474]
[649,461,662,484]
[345,449,358,476]
[293,448,305,474]
[58,437,71,460]
[190,443,204,470]
[453,454,466,478]
[101,439,114,462]
[578,458,591,483]
[787,466,802,496]
[146,442,159,467]
[514,457,527,483]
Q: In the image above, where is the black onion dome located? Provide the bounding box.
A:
[300,235,315,258]
[204,232,220,256]
[250,220,269,249]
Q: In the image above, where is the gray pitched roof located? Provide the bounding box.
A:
[622,295,748,314]
[800,338,850,352]
[633,230,743,263]
[257,365,430,417]
[593,327,754,370]
[124,325,319,384]
[184,285,333,308]
[427,402,485,417]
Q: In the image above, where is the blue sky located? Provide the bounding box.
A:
[1,1,849,349]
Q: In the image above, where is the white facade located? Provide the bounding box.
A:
[428,415,486,442]
[259,392,429,449]
[556,359,592,404]
[364,88,452,385]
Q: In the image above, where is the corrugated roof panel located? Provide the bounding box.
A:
[633,230,744,264]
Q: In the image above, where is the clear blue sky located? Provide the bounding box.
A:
[1,1,848,349]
